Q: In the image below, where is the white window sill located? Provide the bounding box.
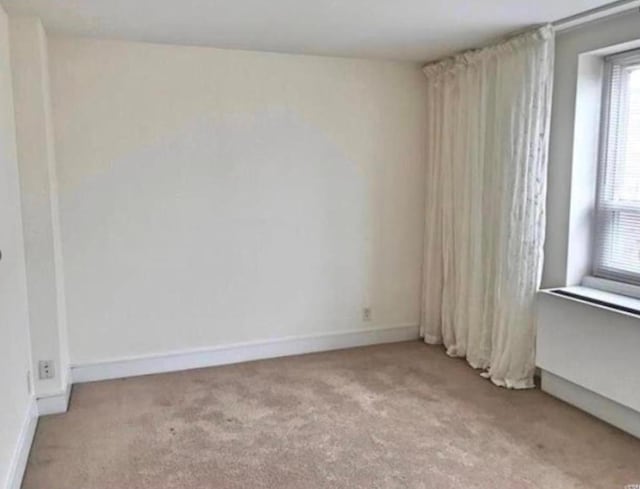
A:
[582,275,640,300]
[540,286,640,319]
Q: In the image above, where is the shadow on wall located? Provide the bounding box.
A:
[63,108,373,356]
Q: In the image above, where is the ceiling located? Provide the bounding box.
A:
[0,0,617,62]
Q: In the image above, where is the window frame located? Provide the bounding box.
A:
[592,48,640,286]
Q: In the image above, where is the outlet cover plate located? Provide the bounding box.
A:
[38,360,55,380]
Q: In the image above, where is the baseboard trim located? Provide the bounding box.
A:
[6,398,37,489]
[71,324,420,384]
[36,381,72,416]
[541,370,640,439]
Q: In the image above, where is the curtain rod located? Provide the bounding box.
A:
[422,1,638,67]
[552,0,640,31]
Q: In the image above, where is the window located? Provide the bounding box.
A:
[594,49,640,286]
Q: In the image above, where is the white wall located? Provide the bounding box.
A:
[537,11,640,437]
[47,37,429,365]
[0,5,34,487]
[543,10,640,288]
[537,291,640,416]
[10,16,69,398]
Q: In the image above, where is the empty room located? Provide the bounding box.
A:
[1,0,640,487]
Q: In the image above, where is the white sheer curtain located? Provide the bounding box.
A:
[421,26,555,389]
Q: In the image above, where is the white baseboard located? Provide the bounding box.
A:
[71,324,420,384]
[6,398,38,489]
[541,370,640,439]
[36,381,72,416]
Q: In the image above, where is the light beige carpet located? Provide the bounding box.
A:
[23,342,640,489]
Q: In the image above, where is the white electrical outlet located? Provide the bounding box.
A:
[39,360,55,380]
[362,307,372,322]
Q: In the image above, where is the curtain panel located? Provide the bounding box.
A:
[421,26,555,389]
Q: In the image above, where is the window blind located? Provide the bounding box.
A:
[594,50,640,285]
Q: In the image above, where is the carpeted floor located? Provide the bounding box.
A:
[23,342,640,489]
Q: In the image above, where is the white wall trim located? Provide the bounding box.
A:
[5,398,37,489]
[36,381,71,416]
[541,371,640,439]
[71,324,420,384]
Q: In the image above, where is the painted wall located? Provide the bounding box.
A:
[537,291,640,434]
[543,10,640,288]
[47,37,429,365]
[0,5,34,487]
[537,10,640,431]
[10,16,69,398]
